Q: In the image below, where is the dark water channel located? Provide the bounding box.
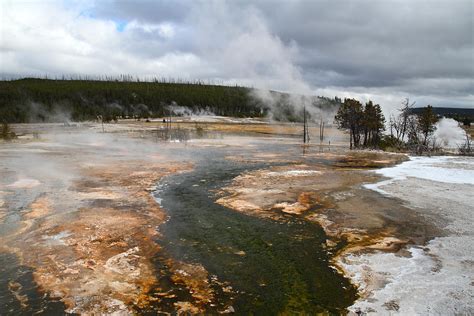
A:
[0,173,68,315]
[152,145,357,314]
[0,253,68,316]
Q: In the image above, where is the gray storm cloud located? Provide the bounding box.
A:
[1,0,473,111]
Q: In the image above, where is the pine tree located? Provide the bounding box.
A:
[335,98,364,149]
[335,99,385,149]
[417,105,438,146]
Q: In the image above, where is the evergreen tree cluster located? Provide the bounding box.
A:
[334,98,385,149]
[0,78,261,123]
[0,78,342,123]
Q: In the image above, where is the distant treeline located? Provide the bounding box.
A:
[409,107,473,125]
[0,78,341,123]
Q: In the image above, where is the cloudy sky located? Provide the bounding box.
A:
[1,0,473,110]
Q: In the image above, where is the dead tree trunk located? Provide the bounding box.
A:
[303,106,308,144]
[319,117,325,143]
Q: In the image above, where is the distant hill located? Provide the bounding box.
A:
[410,107,474,124]
[0,78,341,123]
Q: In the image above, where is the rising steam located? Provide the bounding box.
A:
[434,118,469,149]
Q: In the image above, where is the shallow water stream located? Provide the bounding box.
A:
[152,147,357,314]
[0,135,357,315]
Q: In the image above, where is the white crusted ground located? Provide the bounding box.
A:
[344,156,474,315]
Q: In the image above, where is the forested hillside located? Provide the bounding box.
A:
[0,78,341,123]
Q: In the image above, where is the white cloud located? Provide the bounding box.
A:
[0,0,472,111]
[0,0,202,78]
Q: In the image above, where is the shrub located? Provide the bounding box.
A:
[1,122,16,140]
